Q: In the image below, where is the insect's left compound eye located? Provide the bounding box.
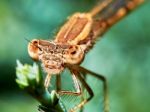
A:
[28,39,40,61]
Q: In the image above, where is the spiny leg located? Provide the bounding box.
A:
[73,65,109,112]
[70,70,94,112]
[55,71,84,112]
[56,75,61,92]
[79,74,87,112]
[57,70,81,96]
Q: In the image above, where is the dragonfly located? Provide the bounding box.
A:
[28,0,144,112]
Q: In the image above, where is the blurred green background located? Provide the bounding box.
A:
[0,0,150,112]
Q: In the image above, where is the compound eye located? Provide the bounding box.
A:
[71,51,76,55]
[68,46,78,56]
[32,40,38,46]
[64,45,84,64]
[28,39,39,61]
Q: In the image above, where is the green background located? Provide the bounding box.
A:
[0,0,150,112]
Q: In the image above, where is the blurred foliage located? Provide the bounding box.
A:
[0,0,150,112]
[16,61,66,112]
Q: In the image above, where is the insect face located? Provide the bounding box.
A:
[28,39,85,74]
[38,43,85,75]
[28,39,64,74]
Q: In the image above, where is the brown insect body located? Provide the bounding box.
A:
[28,0,144,76]
[27,0,144,111]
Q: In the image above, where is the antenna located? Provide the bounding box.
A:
[24,37,42,51]
[24,37,31,43]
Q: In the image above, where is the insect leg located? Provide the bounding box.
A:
[79,74,87,112]
[74,65,109,112]
[69,70,94,112]
[56,75,61,92]
[57,71,81,96]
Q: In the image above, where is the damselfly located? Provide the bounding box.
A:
[28,0,144,112]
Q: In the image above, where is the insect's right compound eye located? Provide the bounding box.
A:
[68,46,77,55]
[28,39,39,61]
[64,45,84,64]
